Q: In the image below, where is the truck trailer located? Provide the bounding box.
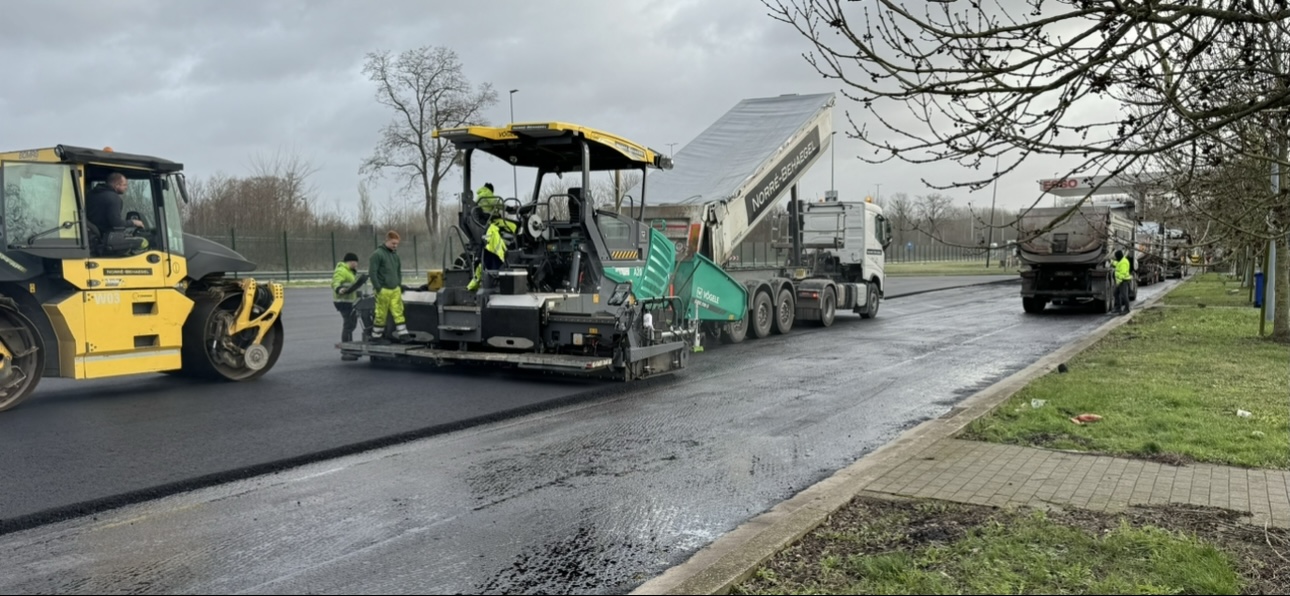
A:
[1134,221,1168,286]
[1017,201,1139,314]
[641,93,894,344]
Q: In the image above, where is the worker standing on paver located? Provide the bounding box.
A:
[1113,249,1132,315]
[467,206,520,294]
[369,231,410,342]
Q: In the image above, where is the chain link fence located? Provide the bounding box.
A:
[727,240,1016,269]
[191,227,453,281]
[189,227,1012,281]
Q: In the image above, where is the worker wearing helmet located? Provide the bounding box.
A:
[369,231,410,341]
[467,207,520,293]
[1112,249,1133,315]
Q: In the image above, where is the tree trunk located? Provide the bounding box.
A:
[421,170,435,234]
[1273,233,1290,343]
[429,174,442,235]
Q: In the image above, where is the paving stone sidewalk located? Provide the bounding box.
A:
[864,438,1290,528]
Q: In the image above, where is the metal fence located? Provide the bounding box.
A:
[193,228,454,281]
[727,240,1011,269]
[192,228,1010,281]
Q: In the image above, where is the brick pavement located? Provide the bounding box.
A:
[864,438,1290,528]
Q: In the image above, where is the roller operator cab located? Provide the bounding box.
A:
[0,145,286,412]
[339,122,746,381]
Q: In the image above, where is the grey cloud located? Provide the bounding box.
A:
[0,0,1064,221]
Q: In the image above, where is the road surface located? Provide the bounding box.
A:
[0,277,1179,594]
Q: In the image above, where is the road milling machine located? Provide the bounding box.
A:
[338,123,746,381]
[0,145,286,412]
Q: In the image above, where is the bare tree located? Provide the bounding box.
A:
[360,46,498,232]
[886,191,915,249]
[764,1,1290,195]
[915,193,955,240]
[357,182,375,229]
[598,171,643,213]
[182,151,320,234]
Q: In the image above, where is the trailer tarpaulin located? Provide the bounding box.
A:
[647,93,835,207]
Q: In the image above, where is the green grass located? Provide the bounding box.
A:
[1164,272,1253,308]
[964,276,1289,468]
[734,502,1243,595]
[887,261,1019,277]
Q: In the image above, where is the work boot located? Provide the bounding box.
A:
[394,324,411,342]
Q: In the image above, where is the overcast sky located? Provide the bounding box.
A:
[1,0,1090,224]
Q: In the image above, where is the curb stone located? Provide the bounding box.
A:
[629,280,1180,595]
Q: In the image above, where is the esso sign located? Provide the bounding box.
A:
[1040,178,1080,192]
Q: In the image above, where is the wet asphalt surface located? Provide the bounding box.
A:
[0,276,1177,594]
[0,275,1009,532]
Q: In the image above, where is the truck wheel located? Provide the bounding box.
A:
[818,288,837,327]
[751,291,774,339]
[723,316,748,344]
[859,284,880,319]
[1022,297,1046,314]
[772,288,795,335]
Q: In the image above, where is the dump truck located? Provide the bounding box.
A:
[1017,200,1139,314]
[640,93,894,344]
[1134,221,1168,286]
[0,145,286,412]
[1163,228,1192,278]
[337,122,745,381]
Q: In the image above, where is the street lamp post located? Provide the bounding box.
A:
[509,89,519,199]
[830,131,837,192]
[986,155,1000,268]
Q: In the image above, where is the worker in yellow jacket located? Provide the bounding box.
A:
[467,212,520,292]
[476,183,501,216]
[1112,249,1133,315]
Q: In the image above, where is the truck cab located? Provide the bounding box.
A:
[800,197,892,286]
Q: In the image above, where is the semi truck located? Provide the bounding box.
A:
[641,92,893,344]
[1163,228,1192,278]
[339,92,892,379]
[1017,200,1139,314]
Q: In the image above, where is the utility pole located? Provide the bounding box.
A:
[986,155,1000,268]
[830,131,837,192]
[509,89,519,199]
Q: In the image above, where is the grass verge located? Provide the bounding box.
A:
[886,261,1019,277]
[963,275,1288,468]
[1164,272,1253,308]
[732,496,1286,595]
